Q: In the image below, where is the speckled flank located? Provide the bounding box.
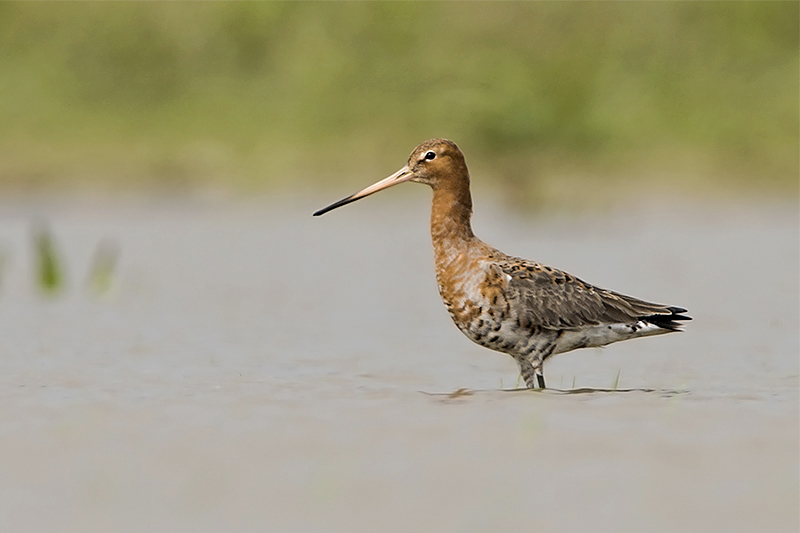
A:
[314,139,691,388]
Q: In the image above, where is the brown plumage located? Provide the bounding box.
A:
[314,139,690,388]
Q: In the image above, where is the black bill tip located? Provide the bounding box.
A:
[313,194,357,216]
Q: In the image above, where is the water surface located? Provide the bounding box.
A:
[0,194,797,532]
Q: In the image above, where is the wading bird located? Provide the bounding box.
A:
[314,139,690,388]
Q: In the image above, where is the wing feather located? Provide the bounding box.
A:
[496,256,689,330]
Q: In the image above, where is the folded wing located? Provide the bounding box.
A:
[497,258,691,331]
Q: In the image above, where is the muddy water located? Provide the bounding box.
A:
[0,193,797,532]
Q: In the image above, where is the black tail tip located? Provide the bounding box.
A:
[644,307,691,332]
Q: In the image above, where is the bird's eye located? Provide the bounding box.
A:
[424,151,436,160]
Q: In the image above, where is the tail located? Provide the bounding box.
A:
[643,306,692,332]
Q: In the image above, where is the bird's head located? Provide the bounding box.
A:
[313,138,469,216]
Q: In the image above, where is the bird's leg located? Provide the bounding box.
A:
[517,358,545,389]
[530,356,546,389]
[530,335,560,389]
[535,369,546,389]
[516,359,537,388]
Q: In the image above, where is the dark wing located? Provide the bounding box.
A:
[497,258,691,330]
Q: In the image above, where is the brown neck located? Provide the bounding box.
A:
[430,180,475,245]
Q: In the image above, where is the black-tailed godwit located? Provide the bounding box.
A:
[314,139,690,389]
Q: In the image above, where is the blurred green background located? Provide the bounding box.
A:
[0,1,797,207]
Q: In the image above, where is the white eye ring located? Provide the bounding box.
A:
[424,151,436,160]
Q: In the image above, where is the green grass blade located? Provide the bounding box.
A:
[33,222,64,295]
[87,240,119,295]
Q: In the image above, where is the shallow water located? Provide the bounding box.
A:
[0,193,797,532]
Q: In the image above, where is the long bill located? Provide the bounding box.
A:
[313,166,413,216]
